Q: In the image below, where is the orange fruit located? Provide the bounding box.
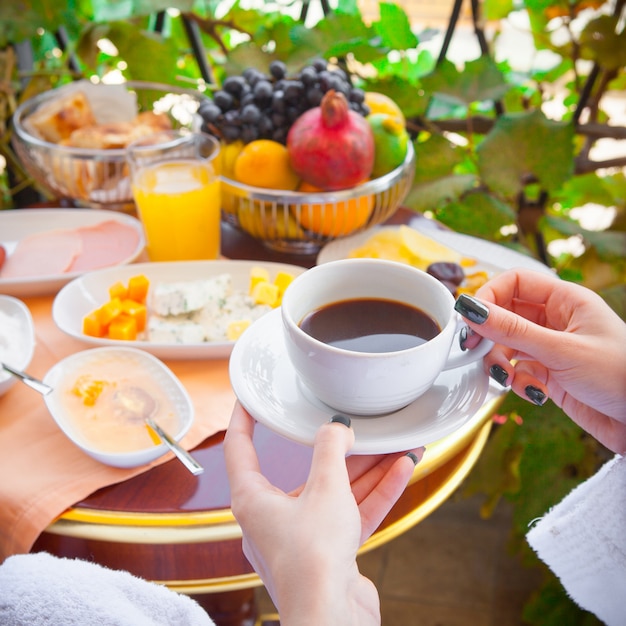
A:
[294,181,374,237]
[234,139,300,190]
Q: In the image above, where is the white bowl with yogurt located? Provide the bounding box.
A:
[41,346,194,468]
[0,296,36,397]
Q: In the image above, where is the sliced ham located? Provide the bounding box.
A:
[0,219,140,279]
[0,229,83,278]
[68,220,141,271]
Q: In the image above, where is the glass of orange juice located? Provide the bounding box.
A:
[127,130,221,261]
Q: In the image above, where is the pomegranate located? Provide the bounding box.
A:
[287,90,374,190]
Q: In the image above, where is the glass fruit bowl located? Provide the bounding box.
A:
[221,142,415,254]
[12,81,207,211]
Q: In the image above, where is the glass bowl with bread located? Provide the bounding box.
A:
[12,81,207,211]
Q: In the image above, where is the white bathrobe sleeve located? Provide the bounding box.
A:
[0,552,216,626]
[526,454,626,626]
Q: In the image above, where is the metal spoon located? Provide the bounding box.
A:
[1,362,53,395]
[113,386,204,476]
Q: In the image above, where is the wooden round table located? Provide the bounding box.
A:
[32,210,500,626]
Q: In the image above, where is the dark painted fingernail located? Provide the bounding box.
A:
[330,414,351,427]
[454,294,489,325]
[525,385,547,406]
[459,325,474,351]
[405,451,421,465]
[489,364,509,387]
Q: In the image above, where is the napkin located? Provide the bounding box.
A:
[526,454,626,626]
[0,551,215,625]
[0,296,236,560]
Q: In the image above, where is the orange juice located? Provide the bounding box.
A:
[132,159,221,261]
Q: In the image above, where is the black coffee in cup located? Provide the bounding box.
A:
[298,298,441,353]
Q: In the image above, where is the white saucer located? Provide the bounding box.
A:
[229,309,490,454]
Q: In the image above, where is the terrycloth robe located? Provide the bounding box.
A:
[0,551,215,625]
[527,454,626,626]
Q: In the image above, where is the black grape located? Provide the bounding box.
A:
[213,90,234,111]
[197,58,369,145]
[269,60,287,80]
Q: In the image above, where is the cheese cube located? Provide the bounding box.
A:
[108,314,138,341]
[251,282,280,307]
[273,270,295,294]
[249,267,270,295]
[226,319,252,340]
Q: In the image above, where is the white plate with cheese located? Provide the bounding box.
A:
[52,260,305,360]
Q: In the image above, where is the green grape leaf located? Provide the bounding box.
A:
[76,23,109,68]
[93,0,196,21]
[462,417,525,506]
[524,0,561,10]
[315,10,371,46]
[404,174,476,213]
[421,56,510,106]
[552,172,617,209]
[100,22,188,85]
[374,2,418,51]
[361,76,429,118]
[532,57,573,84]
[483,0,515,20]
[412,134,465,182]
[426,95,468,120]
[579,15,626,70]
[0,2,64,46]
[435,192,517,238]
[601,172,626,209]
[558,247,626,294]
[224,42,276,76]
[266,22,328,66]
[308,11,388,64]
[474,394,601,535]
[336,0,360,12]
[477,109,575,196]
[378,48,436,82]
[544,214,626,260]
[222,3,276,36]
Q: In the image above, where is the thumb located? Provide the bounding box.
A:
[454,293,570,367]
[304,415,355,498]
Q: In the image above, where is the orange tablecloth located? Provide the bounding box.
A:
[0,296,236,560]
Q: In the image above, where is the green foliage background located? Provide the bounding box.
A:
[1,1,624,623]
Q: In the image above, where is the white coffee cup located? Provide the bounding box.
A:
[281,258,493,416]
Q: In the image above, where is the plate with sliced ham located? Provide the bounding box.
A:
[0,209,145,297]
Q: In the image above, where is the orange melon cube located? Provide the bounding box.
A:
[96,298,122,326]
[83,311,106,337]
[108,314,138,341]
[121,299,147,332]
[108,281,128,301]
[127,274,150,303]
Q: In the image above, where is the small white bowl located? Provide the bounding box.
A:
[0,296,36,397]
[42,347,194,468]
